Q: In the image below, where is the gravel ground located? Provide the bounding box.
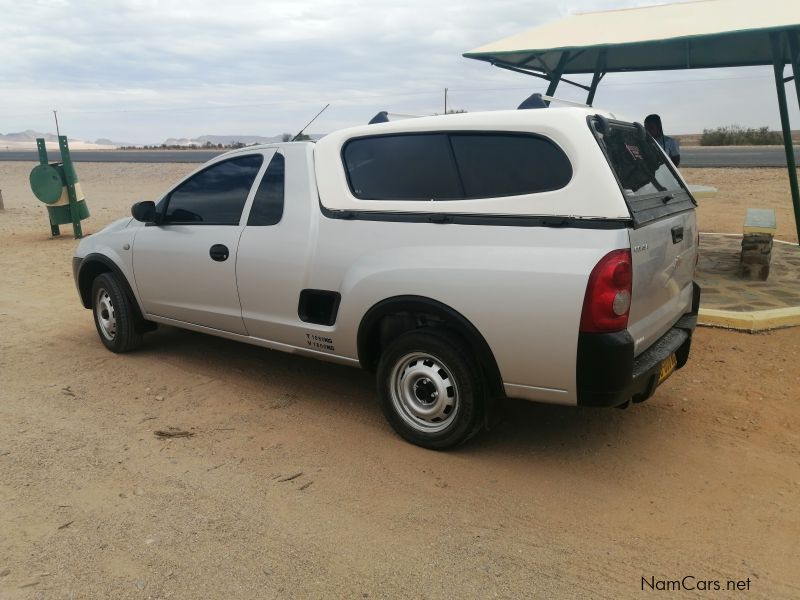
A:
[683,167,800,244]
[1,162,799,599]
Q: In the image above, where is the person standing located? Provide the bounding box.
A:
[644,114,681,166]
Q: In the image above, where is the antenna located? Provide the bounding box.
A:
[53,110,61,137]
[291,104,330,142]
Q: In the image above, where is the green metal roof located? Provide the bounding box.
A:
[464,0,800,75]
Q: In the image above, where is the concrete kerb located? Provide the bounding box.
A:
[700,231,797,246]
[698,232,800,332]
[698,306,800,332]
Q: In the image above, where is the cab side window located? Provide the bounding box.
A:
[164,154,264,225]
[247,153,285,226]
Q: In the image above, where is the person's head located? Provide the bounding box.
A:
[644,114,663,138]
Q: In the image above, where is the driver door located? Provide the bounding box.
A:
[132,152,272,334]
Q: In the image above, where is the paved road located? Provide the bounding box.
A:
[680,146,800,167]
[0,150,223,163]
[1,146,799,167]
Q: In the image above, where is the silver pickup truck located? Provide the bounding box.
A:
[73,107,700,449]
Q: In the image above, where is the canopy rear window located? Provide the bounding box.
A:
[590,117,695,226]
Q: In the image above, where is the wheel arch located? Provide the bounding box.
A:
[77,254,143,321]
[356,295,504,400]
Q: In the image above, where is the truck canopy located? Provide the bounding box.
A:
[314,108,631,221]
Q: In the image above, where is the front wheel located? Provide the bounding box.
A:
[91,273,143,353]
[376,329,484,449]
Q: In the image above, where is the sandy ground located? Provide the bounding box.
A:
[1,162,800,598]
[682,167,800,243]
[0,141,118,151]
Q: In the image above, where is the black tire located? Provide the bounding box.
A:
[91,273,144,353]
[376,328,484,449]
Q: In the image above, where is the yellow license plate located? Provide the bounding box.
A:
[657,353,678,385]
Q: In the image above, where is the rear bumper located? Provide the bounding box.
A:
[576,282,700,407]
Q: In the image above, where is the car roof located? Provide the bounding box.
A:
[216,106,623,160]
[330,106,621,139]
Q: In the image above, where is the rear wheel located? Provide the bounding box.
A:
[91,273,143,353]
[377,329,484,449]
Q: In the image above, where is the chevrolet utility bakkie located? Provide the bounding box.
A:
[73,107,700,449]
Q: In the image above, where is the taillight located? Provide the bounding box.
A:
[580,249,633,333]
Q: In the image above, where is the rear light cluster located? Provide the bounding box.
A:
[579,249,633,333]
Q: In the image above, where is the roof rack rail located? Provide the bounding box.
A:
[542,95,591,108]
[518,93,592,110]
[368,111,426,125]
[518,93,548,109]
[368,111,389,124]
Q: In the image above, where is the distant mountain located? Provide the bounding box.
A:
[0,130,59,143]
[163,134,284,147]
[160,133,325,147]
[94,137,131,146]
[0,130,123,150]
[1,129,325,150]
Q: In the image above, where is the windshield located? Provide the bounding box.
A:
[595,120,686,198]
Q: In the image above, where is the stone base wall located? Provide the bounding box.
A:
[739,233,773,281]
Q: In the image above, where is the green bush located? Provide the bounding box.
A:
[700,125,783,146]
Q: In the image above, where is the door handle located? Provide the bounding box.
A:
[671,226,684,244]
[209,244,229,262]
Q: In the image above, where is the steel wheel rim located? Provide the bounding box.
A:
[389,352,459,433]
[95,288,117,341]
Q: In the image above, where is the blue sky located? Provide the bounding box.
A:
[1,0,798,143]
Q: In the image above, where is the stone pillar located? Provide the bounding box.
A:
[739,233,773,281]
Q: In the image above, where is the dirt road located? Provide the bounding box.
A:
[1,163,799,598]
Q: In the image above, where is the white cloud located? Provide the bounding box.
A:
[0,0,797,142]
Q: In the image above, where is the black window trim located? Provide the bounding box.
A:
[158,153,265,226]
[317,200,630,229]
[340,130,574,202]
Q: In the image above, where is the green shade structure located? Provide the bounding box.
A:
[464,0,800,243]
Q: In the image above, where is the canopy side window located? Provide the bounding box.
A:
[342,131,571,201]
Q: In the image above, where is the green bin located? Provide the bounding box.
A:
[29,136,89,238]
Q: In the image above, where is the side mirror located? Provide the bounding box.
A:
[131,200,157,223]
